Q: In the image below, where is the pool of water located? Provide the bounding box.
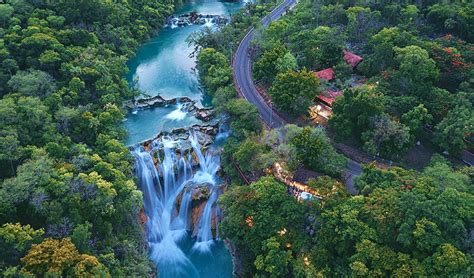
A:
[125,0,244,102]
[157,234,233,278]
[123,104,202,145]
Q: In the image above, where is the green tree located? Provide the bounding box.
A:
[7,70,57,98]
[346,6,381,43]
[359,27,416,76]
[401,104,432,139]
[71,222,92,254]
[234,138,275,175]
[0,223,44,266]
[20,237,109,277]
[254,43,288,83]
[423,155,472,193]
[0,4,14,27]
[269,69,320,115]
[203,64,233,93]
[196,48,228,78]
[361,114,412,159]
[254,237,293,277]
[291,26,345,69]
[434,103,473,156]
[275,52,297,75]
[212,85,236,112]
[391,45,439,98]
[429,244,469,276]
[307,176,348,202]
[329,86,385,139]
[291,127,347,177]
[220,176,307,274]
[2,59,19,77]
[225,99,262,140]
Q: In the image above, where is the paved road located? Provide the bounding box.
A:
[231,0,362,194]
[232,0,296,128]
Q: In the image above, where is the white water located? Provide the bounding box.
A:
[166,104,188,121]
[133,132,225,275]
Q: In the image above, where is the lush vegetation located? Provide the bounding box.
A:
[1,0,473,276]
[251,0,473,159]
[0,0,177,275]
[219,155,473,277]
[193,0,474,277]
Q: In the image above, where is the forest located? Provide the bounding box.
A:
[0,0,178,276]
[0,0,472,277]
[195,0,473,276]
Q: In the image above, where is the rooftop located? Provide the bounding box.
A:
[344,50,363,68]
[314,68,335,81]
[316,89,343,107]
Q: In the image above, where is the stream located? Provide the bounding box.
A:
[123,0,245,277]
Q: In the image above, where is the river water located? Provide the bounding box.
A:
[124,0,245,277]
[124,0,243,145]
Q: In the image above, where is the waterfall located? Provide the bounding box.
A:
[133,130,225,275]
[177,188,193,231]
[133,150,164,242]
[193,189,218,252]
[166,104,188,121]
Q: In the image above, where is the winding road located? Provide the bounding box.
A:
[232,0,296,128]
[231,0,361,194]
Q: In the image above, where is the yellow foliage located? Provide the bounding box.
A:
[74,255,110,277]
[20,238,109,277]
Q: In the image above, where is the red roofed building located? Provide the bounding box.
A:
[344,50,363,68]
[317,89,342,107]
[314,68,334,81]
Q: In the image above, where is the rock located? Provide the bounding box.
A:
[195,108,215,121]
[139,208,147,225]
[135,95,167,109]
[127,95,195,111]
[191,184,211,201]
[196,18,207,24]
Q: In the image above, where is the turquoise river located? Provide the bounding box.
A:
[123,0,245,277]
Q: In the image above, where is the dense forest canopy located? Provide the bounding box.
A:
[248,0,474,159]
[195,0,473,276]
[0,0,473,276]
[0,0,179,276]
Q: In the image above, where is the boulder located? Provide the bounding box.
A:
[195,108,215,121]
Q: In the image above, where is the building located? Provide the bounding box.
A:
[314,68,334,81]
[310,50,364,125]
[343,50,363,69]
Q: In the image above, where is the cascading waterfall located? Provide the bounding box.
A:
[177,188,193,230]
[133,131,225,276]
[193,189,218,252]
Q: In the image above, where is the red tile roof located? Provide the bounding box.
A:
[317,89,342,106]
[344,50,363,68]
[314,68,334,81]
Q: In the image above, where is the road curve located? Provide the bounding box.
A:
[232,0,296,128]
[231,0,362,193]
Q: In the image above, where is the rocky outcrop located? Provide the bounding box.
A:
[139,121,219,152]
[174,182,224,238]
[166,12,229,27]
[125,95,217,132]
[195,107,215,121]
[124,95,194,111]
